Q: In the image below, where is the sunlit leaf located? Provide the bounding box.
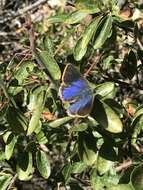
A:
[94,15,113,49]
[5,134,17,160]
[36,51,61,81]
[0,172,13,190]
[92,99,123,133]
[17,151,33,181]
[36,150,51,179]
[74,16,102,60]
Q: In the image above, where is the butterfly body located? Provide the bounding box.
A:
[59,64,94,117]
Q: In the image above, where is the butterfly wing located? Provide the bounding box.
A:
[67,93,93,117]
[60,79,90,101]
[59,64,93,117]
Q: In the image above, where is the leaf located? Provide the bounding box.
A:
[62,162,87,183]
[36,51,61,81]
[131,115,143,151]
[70,123,88,132]
[62,164,73,183]
[36,131,48,144]
[8,86,23,96]
[27,87,46,135]
[74,16,102,60]
[97,142,117,175]
[78,132,98,166]
[131,165,143,190]
[36,150,51,179]
[71,162,87,174]
[90,169,105,190]
[47,116,72,128]
[17,151,33,181]
[65,10,88,24]
[120,50,137,80]
[75,0,100,14]
[47,14,67,24]
[104,99,124,117]
[95,82,115,99]
[14,61,35,85]
[5,134,17,160]
[107,184,134,190]
[6,106,27,133]
[94,15,113,49]
[0,173,13,190]
[91,99,123,133]
[43,36,54,56]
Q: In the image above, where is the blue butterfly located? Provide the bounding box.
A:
[59,64,94,117]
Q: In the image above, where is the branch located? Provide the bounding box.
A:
[0,0,47,23]
[115,159,133,172]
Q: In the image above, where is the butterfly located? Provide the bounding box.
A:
[59,64,94,117]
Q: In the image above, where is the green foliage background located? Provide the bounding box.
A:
[0,0,143,189]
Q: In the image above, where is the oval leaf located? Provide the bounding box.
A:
[131,164,143,190]
[78,132,98,166]
[92,99,123,133]
[65,10,88,24]
[5,134,17,160]
[36,150,51,179]
[74,16,102,60]
[94,15,112,49]
[0,173,13,190]
[16,151,33,181]
[36,51,61,81]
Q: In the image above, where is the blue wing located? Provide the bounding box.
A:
[60,79,90,101]
[59,64,93,117]
[67,94,93,117]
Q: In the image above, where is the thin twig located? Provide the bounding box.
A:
[115,159,133,172]
[84,52,101,77]
[0,0,47,23]
[7,174,18,190]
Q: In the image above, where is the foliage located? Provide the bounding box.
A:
[0,0,143,189]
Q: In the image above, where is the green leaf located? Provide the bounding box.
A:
[70,123,88,132]
[90,169,105,190]
[131,165,143,190]
[74,16,102,60]
[47,116,72,128]
[36,150,51,179]
[0,173,13,190]
[132,106,143,123]
[43,36,54,56]
[17,151,33,181]
[65,10,88,24]
[92,99,123,133]
[36,131,48,144]
[8,86,23,96]
[71,161,87,174]
[107,184,134,190]
[95,82,115,99]
[62,162,86,183]
[78,132,98,166]
[36,51,61,81]
[14,61,35,85]
[6,106,27,133]
[62,164,73,183]
[94,15,113,49]
[47,14,67,24]
[75,0,100,14]
[27,87,46,135]
[5,134,17,160]
[97,142,116,175]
